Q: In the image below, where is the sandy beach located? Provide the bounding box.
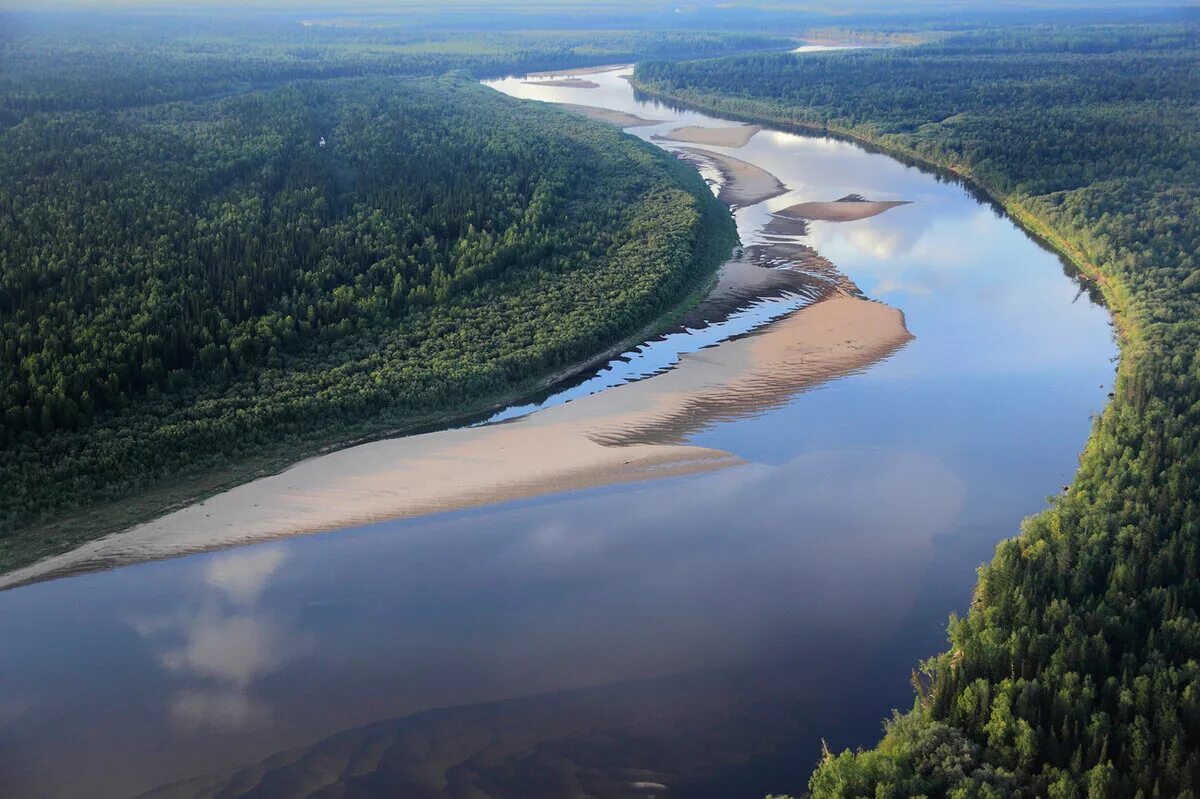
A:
[524,78,598,88]
[656,124,762,148]
[674,146,787,208]
[552,103,662,127]
[0,289,910,589]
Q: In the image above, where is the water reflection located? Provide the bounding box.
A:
[2,449,967,798]
[133,548,309,733]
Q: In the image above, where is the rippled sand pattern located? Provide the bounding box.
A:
[673,147,788,208]
[140,666,808,799]
[588,295,911,447]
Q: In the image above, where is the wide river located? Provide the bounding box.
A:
[0,65,1115,798]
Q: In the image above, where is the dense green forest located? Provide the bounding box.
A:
[0,27,740,568]
[0,15,789,125]
[636,24,1200,797]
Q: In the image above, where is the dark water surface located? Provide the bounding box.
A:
[0,67,1115,798]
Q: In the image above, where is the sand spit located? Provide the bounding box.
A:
[655,124,762,148]
[524,78,599,88]
[0,291,911,589]
[552,103,662,127]
[674,147,787,208]
[587,294,912,447]
[528,63,630,78]
[775,198,910,222]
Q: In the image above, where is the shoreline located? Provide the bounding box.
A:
[0,292,911,590]
[2,238,733,580]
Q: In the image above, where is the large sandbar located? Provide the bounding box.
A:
[674,146,787,208]
[775,198,910,222]
[655,124,762,148]
[527,63,630,78]
[552,103,662,127]
[525,78,599,88]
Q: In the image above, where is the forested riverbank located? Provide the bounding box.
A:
[635,24,1200,796]
[0,26,746,571]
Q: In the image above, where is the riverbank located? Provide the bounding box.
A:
[0,229,736,580]
[0,284,913,589]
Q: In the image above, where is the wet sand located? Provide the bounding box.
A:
[775,199,910,222]
[525,78,598,88]
[0,291,910,589]
[552,103,662,127]
[656,124,762,148]
[674,147,787,208]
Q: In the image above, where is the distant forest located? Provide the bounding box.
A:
[0,24,748,567]
[635,23,1200,797]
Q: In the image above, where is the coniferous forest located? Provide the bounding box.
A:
[0,26,745,567]
[635,23,1200,797]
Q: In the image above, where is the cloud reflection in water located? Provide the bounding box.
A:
[133,546,310,732]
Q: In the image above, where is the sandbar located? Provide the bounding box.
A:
[527,63,630,78]
[655,124,762,148]
[524,78,599,88]
[0,290,910,589]
[774,198,910,222]
[674,146,787,208]
[552,103,662,127]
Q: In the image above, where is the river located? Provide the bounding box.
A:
[0,65,1115,798]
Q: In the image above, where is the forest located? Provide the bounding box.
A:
[0,26,740,568]
[636,24,1200,797]
[0,14,790,125]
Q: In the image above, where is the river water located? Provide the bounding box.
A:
[0,66,1114,798]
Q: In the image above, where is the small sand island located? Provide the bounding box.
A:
[552,102,662,127]
[655,124,762,148]
[774,194,911,222]
[524,78,599,88]
[674,147,787,208]
[0,282,911,589]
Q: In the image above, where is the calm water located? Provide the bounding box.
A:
[0,67,1115,798]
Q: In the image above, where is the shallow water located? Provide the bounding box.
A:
[0,67,1115,798]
